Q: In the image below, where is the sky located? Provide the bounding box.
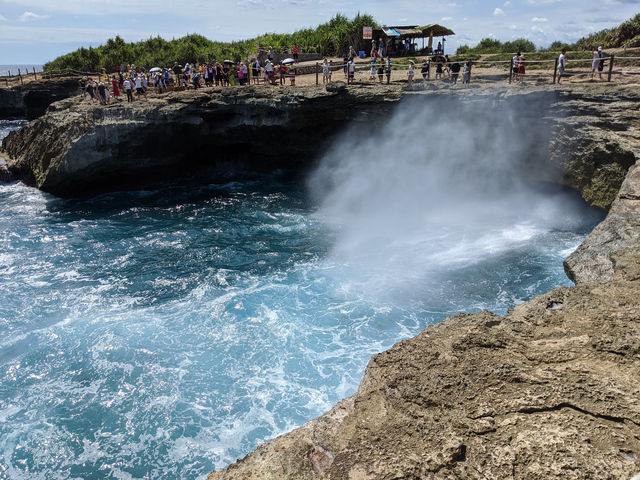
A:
[0,0,638,64]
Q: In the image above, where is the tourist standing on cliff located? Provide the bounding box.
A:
[322,59,331,83]
[378,38,385,58]
[371,39,377,58]
[512,52,520,82]
[517,54,525,82]
[123,77,133,102]
[288,64,296,86]
[111,76,120,97]
[97,82,107,105]
[421,58,430,80]
[557,49,567,84]
[134,75,146,99]
[347,59,356,84]
[348,46,356,62]
[450,61,461,84]
[377,60,384,83]
[385,57,392,84]
[591,46,604,80]
[251,59,260,84]
[462,61,472,84]
[435,58,443,79]
[407,61,415,83]
[87,79,97,101]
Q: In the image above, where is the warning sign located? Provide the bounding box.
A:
[363,26,373,40]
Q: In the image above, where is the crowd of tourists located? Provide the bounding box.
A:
[78,57,305,103]
[77,42,482,104]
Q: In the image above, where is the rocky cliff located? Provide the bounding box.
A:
[205,84,640,479]
[2,83,638,202]
[1,82,639,478]
[1,84,403,197]
[0,77,80,119]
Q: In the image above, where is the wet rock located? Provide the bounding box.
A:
[208,83,640,480]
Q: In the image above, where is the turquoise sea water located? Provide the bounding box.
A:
[0,117,603,479]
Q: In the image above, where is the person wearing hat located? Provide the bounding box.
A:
[597,47,606,77]
[97,82,107,105]
[348,45,356,62]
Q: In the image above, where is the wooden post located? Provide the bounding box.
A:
[607,54,615,82]
[508,58,513,84]
[316,62,319,85]
[33,66,37,80]
[552,57,558,84]
[18,68,23,86]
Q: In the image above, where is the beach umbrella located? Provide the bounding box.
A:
[282,58,295,64]
[149,67,162,72]
[223,60,234,64]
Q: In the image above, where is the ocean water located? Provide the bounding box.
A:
[0,66,43,77]
[0,115,603,479]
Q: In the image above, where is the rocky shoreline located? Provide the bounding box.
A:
[0,77,80,119]
[1,82,639,478]
[205,84,639,479]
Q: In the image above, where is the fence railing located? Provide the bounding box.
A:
[4,55,639,91]
[1,68,98,86]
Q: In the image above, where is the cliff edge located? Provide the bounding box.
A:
[207,84,640,479]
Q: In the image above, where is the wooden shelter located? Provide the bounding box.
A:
[370,24,455,57]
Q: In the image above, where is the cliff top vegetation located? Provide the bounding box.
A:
[43,13,376,73]
[456,12,640,54]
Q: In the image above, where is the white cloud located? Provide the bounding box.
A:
[0,25,160,44]
[532,17,548,22]
[442,16,453,21]
[19,11,50,21]
[503,1,512,6]
[0,13,7,21]
[526,0,562,4]
[509,24,518,30]
[493,7,505,16]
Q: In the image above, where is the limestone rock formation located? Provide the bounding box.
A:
[2,80,640,478]
[2,85,402,197]
[3,83,638,202]
[0,77,80,119]
[207,84,640,479]
[209,280,640,480]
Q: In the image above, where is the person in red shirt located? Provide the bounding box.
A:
[292,44,299,63]
[111,76,120,97]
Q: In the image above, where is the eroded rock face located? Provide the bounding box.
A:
[564,163,640,284]
[207,84,640,479]
[0,77,80,119]
[2,85,402,197]
[3,83,638,203]
[2,80,640,479]
[209,280,640,480]
[548,87,640,210]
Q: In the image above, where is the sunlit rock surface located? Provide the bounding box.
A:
[0,77,80,119]
[207,84,640,479]
[2,81,640,478]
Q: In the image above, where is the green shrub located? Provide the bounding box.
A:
[44,13,378,72]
